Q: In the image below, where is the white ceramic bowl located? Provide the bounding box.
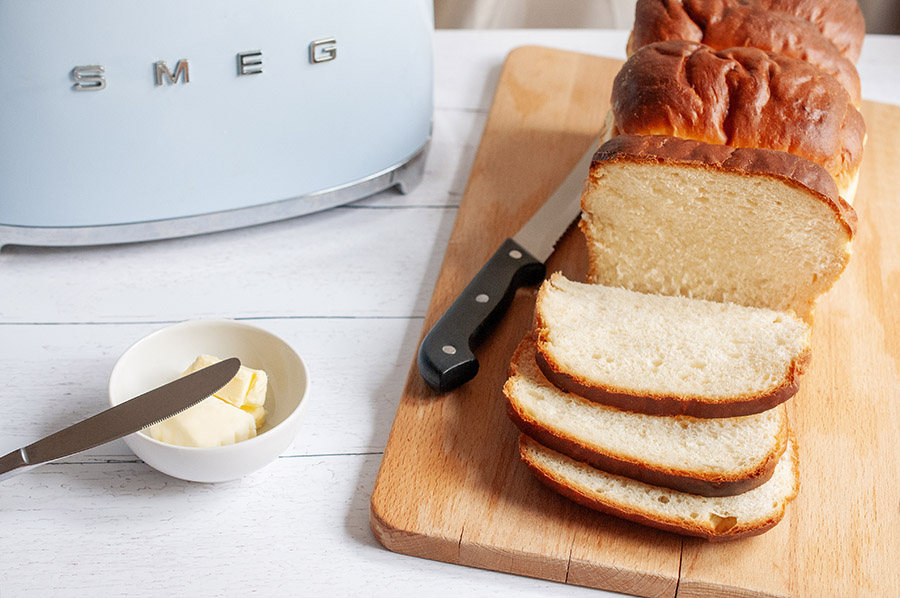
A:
[108,319,309,483]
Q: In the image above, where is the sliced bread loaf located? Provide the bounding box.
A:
[580,134,856,319]
[534,274,811,418]
[504,337,788,496]
[518,432,800,542]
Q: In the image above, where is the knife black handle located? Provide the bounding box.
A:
[417,238,545,392]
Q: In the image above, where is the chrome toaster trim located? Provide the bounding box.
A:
[0,140,428,249]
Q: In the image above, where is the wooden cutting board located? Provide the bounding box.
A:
[370,46,900,598]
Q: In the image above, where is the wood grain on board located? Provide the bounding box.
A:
[370,46,900,598]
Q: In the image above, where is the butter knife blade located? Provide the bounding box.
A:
[0,357,240,481]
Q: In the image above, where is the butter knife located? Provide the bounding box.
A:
[0,357,240,481]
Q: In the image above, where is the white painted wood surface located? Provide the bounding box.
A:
[1,30,898,598]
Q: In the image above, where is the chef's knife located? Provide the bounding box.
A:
[418,139,599,392]
[0,357,241,481]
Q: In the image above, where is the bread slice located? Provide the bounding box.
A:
[505,337,788,496]
[518,432,800,542]
[611,41,865,202]
[534,274,811,418]
[580,134,856,320]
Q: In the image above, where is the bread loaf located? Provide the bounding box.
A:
[754,0,865,62]
[611,40,865,201]
[534,274,811,418]
[506,1,865,539]
[628,0,861,106]
[518,432,800,542]
[579,134,856,319]
[504,337,789,496]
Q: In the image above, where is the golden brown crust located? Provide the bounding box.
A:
[630,0,865,64]
[760,0,865,62]
[629,0,862,106]
[518,433,800,542]
[611,41,866,197]
[504,337,787,496]
[592,134,858,238]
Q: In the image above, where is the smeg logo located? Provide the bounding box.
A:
[71,37,337,92]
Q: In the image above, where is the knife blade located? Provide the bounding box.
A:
[417,139,599,392]
[0,357,241,481]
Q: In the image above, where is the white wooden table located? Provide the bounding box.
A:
[2,30,898,598]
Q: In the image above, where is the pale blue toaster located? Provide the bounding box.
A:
[0,0,433,246]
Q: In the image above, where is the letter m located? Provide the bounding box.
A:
[155,59,190,86]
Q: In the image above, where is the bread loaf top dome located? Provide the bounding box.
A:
[628,0,862,105]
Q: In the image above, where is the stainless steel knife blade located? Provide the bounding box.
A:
[417,138,600,392]
[512,141,598,263]
[0,357,241,481]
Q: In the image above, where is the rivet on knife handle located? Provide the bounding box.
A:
[417,238,545,392]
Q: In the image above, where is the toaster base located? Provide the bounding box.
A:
[0,141,429,249]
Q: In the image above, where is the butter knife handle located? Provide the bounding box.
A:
[0,449,31,482]
[417,238,545,392]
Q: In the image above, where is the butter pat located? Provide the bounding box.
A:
[146,396,257,447]
[145,354,269,448]
[182,354,268,409]
[241,402,267,429]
